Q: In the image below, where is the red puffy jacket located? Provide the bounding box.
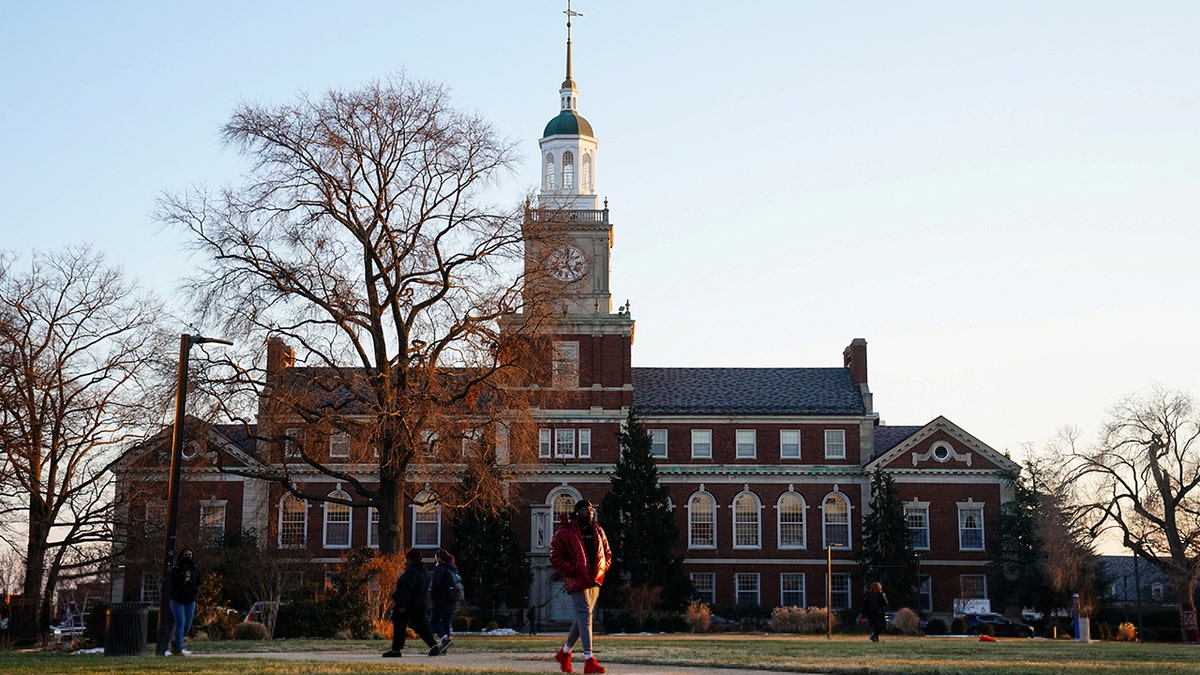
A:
[550,518,612,593]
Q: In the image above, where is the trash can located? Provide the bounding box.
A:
[104,602,149,656]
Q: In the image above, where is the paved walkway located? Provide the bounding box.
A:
[204,649,816,675]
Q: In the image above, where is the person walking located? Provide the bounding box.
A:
[168,548,200,656]
[550,499,612,674]
[383,548,440,658]
[861,581,890,642]
[429,548,460,654]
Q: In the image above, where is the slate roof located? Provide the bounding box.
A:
[631,367,865,416]
[872,425,924,459]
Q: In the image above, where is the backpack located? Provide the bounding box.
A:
[449,570,464,602]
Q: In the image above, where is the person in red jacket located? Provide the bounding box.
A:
[550,499,612,674]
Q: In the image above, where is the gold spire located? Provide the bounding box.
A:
[563,0,582,87]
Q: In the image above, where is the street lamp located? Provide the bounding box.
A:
[156,334,232,656]
[826,542,844,640]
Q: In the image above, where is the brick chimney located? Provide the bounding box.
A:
[843,338,868,386]
[266,336,294,379]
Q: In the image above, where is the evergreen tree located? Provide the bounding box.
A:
[598,408,691,610]
[857,466,919,606]
[449,505,531,622]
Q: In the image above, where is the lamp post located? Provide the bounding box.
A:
[156,334,231,656]
[826,542,843,640]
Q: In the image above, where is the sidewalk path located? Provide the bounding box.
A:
[202,649,819,675]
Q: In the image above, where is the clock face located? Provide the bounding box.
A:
[549,245,586,281]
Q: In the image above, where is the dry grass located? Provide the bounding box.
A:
[4,633,1199,674]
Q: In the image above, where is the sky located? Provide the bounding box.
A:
[3,1,1198,467]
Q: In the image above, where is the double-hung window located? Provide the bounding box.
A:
[650,429,668,458]
[780,430,801,459]
[691,429,712,459]
[736,430,756,459]
[824,429,846,459]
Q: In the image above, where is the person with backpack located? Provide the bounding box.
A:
[861,581,890,642]
[383,548,440,658]
[429,548,461,653]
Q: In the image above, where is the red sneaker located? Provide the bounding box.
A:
[584,657,606,674]
[555,648,573,673]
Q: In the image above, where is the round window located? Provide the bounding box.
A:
[932,443,951,461]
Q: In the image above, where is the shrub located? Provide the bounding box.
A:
[1093,622,1113,640]
[1116,621,1138,641]
[485,620,499,631]
[683,600,710,633]
[769,606,831,634]
[275,598,337,638]
[976,622,995,637]
[924,618,948,635]
[890,608,922,635]
[452,615,473,632]
[950,618,968,635]
[234,621,269,640]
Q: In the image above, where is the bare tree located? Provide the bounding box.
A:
[0,246,170,627]
[157,75,562,557]
[1073,387,1200,642]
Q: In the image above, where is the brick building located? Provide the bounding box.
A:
[111,21,1019,625]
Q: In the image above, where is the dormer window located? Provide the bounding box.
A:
[562,151,575,190]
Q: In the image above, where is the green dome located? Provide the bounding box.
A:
[543,110,594,138]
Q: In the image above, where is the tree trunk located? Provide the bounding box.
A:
[23,495,49,629]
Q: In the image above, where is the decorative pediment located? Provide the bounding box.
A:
[868,416,1018,475]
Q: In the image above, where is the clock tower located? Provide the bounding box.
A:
[531,4,613,317]
[522,3,633,400]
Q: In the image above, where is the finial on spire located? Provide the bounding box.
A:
[564,0,582,85]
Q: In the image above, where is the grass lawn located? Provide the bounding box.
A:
[2,633,1197,674]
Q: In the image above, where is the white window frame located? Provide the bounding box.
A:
[141,572,161,604]
[960,574,987,600]
[824,429,846,459]
[461,428,482,458]
[551,491,578,530]
[650,429,668,458]
[367,507,380,548]
[777,491,806,549]
[906,502,931,550]
[781,572,806,607]
[691,572,716,604]
[539,428,552,458]
[323,491,352,549]
[691,429,712,459]
[555,428,576,458]
[830,573,852,610]
[736,429,757,459]
[552,341,579,389]
[734,572,760,606]
[578,428,591,458]
[279,494,307,548]
[958,503,985,550]
[919,575,933,612]
[284,427,302,458]
[822,492,851,549]
[199,500,227,541]
[780,429,801,459]
[732,491,762,549]
[411,491,441,548]
[329,431,350,459]
[687,491,716,549]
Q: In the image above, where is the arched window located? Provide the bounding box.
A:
[552,491,577,529]
[544,154,555,190]
[733,492,761,549]
[822,493,850,549]
[279,494,307,548]
[323,490,352,548]
[581,154,593,192]
[688,492,716,549]
[778,492,806,549]
[411,490,441,548]
[562,151,575,190]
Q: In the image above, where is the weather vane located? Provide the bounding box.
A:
[565,0,582,37]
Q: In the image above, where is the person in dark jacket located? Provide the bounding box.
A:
[429,548,460,653]
[383,548,440,658]
[168,548,200,655]
[550,499,612,675]
[861,581,890,642]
